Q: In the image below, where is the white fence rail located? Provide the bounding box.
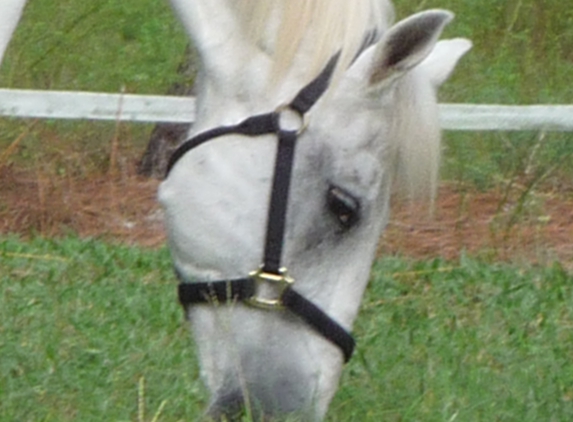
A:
[0,89,195,123]
[1,88,572,132]
[439,104,573,132]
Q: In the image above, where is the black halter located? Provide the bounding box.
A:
[166,54,355,363]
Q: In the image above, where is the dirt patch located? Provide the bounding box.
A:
[1,164,572,266]
[382,185,573,266]
[0,165,164,247]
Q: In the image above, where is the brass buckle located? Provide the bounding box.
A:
[246,266,294,310]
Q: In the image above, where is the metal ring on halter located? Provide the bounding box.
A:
[276,104,309,135]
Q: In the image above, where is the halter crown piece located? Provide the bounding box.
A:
[167,53,356,363]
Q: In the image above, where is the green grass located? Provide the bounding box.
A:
[336,257,573,421]
[0,236,204,421]
[1,0,187,93]
[2,236,572,421]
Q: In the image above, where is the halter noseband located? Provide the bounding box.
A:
[166,54,355,363]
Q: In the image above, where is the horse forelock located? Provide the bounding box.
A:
[233,0,395,85]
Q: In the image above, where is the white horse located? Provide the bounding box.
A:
[1,0,470,419]
[161,0,471,420]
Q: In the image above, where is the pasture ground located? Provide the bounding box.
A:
[0,161,571,267]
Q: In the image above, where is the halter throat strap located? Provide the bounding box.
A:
[168,53,355,363]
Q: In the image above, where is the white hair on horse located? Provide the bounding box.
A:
[388,37,473,200]
[389,66,442,201]
[234,0,394,82]
[228,0,443,201]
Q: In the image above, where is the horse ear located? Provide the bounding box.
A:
[169,0,259,86]
[368,10,454,87]
[419,38,472,88]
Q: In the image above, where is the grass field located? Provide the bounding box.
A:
[2,236,572,421]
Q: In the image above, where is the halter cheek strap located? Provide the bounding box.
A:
[167,53,355,363]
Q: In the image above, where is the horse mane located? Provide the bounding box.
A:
[233,0,394,82]
[391,69,442,202]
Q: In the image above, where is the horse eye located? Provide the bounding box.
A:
[327,186,360,229]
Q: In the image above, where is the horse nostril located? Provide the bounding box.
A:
[207,378,313,421]
[207,389,245,421]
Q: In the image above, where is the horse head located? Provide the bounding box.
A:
[160,0,471,419]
